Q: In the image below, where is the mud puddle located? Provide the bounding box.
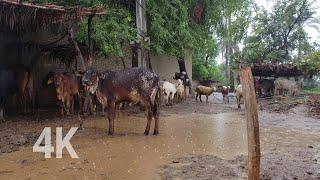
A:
[0,112,247,180]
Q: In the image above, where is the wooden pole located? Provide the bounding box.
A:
[239,66,261,180]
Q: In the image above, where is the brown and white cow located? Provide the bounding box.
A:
[47,72,80,117]
[82,67,161,135]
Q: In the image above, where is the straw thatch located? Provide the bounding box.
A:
[0,0,106,33]
[252,63,303,77]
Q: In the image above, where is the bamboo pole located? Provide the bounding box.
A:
[239,66,261,180]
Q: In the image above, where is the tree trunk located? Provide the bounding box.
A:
[121,57,126,69]
[229,45,237,88]
[87,14,95,67]
[205,55,209,68]
[147,50,153,70]
[239,67,261,180]
[67,24,86,71]
[225,42,229,84]
[177,58,187,73]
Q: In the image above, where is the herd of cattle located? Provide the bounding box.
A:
[0,64,303,134]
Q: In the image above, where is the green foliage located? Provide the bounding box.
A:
[192,51,226,83]
[298,50,320,76]
[302,87,320,94]
[77,6,137,57]
[240,0,315,64]
[145,0,193,57]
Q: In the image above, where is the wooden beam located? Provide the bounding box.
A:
[239,66,261,180]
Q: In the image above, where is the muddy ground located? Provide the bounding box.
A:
[0,93,319,179]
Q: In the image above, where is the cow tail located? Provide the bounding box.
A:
[153,87,161,117]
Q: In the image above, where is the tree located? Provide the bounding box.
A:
[241,0,316,64]
[298,50,320,78]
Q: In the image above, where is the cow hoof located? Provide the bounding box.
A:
[108,131,114,136]
[144,131,149,136]
[153,131,159,135]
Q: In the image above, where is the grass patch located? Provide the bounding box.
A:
[302,87,320,94]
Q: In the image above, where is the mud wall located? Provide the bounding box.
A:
[150,49,193,82]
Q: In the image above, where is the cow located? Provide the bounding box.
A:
[162,81,177,106]
[47,72,80,117]
[235,84,243,108]
[174,71,191,97]
[0,64,37,120]
[274,78,300,97]
[221,86,230,103]
[0,68,17,121]
[10,64,36,113]
[82,67,161,135]
[258,79,275,97]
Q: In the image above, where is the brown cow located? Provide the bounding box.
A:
[10,64,36,113]
[47,72,80,117]
[82,67,161,135]
[221,86,230,103]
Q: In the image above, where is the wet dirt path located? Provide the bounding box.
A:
[0,110,248,180]
[0,94,319,179]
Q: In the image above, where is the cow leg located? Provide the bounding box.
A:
[70,97,74,114]
[199,95,202,103]
[195,93,198,102]
[77,93,83,115]
[0,97,6,121]
[206,95,209,103]
[102,104,105,115]
[22,94,26,113]
[59,101,65,117]
[154,99,159,135]
[144,101,152,136]
[237,96,241,109]
[171,93,175,105]
[107,101,116,135]
[65,97,71,116]
[0,108,4,121]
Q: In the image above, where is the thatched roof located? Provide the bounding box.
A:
[0,0,106,33]
[252,63,303,77]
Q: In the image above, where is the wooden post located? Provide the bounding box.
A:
[239,66,261,180]
[87,14,94,67]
